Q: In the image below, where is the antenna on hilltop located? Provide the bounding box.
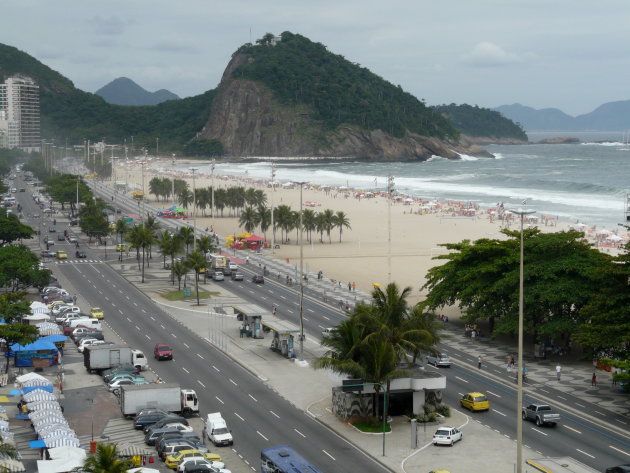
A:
[249,27,252,44]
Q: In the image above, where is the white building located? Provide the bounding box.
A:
[0,75,40,152]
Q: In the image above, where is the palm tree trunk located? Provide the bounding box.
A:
[141,248,145,283]
[195,272,200,305]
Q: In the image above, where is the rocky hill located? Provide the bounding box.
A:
[199,32,491,160]
[95,77,179,106]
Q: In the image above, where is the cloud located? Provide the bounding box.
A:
[87,15,127,36]
[462,42,522,67]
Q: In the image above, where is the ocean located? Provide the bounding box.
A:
[194,131,629,228]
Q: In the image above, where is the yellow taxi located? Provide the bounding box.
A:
[430,471,452,473]
[55,250,68,260]
[90,307,104,320]
[460,392,490,411]
[165,449,221,469]
[115,244,127,252]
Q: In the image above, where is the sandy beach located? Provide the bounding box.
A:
[113,158,610,309]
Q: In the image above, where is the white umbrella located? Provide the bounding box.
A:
[16,372,48,384]
[606,234,623,242]
[44,436,80,448]
[22,390,56,402]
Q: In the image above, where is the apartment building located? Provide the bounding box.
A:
[0,75,40,152]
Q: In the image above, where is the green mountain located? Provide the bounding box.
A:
[436,103,528,141]
[95,77,180,106]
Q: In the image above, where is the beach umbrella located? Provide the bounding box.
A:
[22,390,56,402]
[606,234,623,241]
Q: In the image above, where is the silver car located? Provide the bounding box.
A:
[426,353,452,367]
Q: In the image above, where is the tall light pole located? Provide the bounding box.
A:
[156,137,159,157]
[211,159,216,229]
[387,175,395,284]
[508,205,534,473]
[190,167,199,250]
[271,163,276,254]
[296,181,307,361]
[171,154,176,206]
[141,161,146,223]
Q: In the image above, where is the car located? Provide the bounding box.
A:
[154,343,173,360]
[107,373,146,384]
[10,187,16,193]
[157,434,203,457]
[19,188,25,192]
[251,274,264,284]
[212,271,224,281]
[52,305,78,316]
[48,226,56,233]
[160,441,205,461]
[43,208,55,214]
[145,415,189,433]
[57,233,65,241]
[133,411,171,429]
[426,353,451,367]
[77,339,107,353]
[75,250,87,258]
[90,307,104,320]
[321,327,337,338]
[104,364,140,382]
[108,378,148,393]
[44,237,54,245]
[165,450,222,470]
[220,266,232,276]
[432,426,462,446]
[145,424,194,445]
[228,262,238,270]
[231,272,243,281]
[116,244,127,252]
[606,466,630,473]
[32,213,40,218]
[55,250,68,260]
[68,235,78,243]
[178,458,229,473]
[460,392,490,411]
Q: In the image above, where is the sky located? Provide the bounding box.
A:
[2,0,629,116]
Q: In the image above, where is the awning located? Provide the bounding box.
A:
[44,436,80,448]
[23,391,56,402]
[16,373,48,384]
[47,445,86,460]
[115,442,155,457]
[37,457,84,473]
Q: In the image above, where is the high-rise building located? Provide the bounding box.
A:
[0,75,40,152]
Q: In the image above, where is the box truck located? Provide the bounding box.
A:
[84,345,147,373]
[120,383,199,418]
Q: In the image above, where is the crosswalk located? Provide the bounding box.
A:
[55,260,104,264]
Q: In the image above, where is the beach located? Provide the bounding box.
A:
[113,158,623,309]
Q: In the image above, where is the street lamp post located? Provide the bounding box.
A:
[387,175,395,284]
[271,163,276,254]
[190,167,199,250]
[211,159,216,228]
[295,181,307,361]
[508,205,534,473]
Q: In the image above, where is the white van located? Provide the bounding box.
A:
[68,318,102,331]
[131,349,148,371]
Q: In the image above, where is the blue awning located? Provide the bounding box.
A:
[10,340,57,352]
[38,335,67,343]
[29,440,46,449]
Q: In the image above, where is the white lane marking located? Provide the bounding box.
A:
[145,335,151,340]
[119,309,123,314]
[268,290,274,294]
[160,325,165,329]
[531,428,548,436]
[249,394,258,402]
[563,425,582,434]
[575,403,585,408]
[260,296,267,300]
[150,316,155,321]
[104,296,109,301]
[98,290,103,295]
[197,353,204,359]
[576,449,595,458]
[256,431,268,441]
[318,325,325,329]
[280,295,286,300]
[142,309,146,313]
[126,296,130,300]
[610,445,630,456]
[557,395,567,400]
[487,390,501,398]
[197,380,205,388]
[248,290,255,295]
[234,413,245,421]
[126,317,131,322]
[615,419,628,425]
[229,379,237,386]
[493,409,507,417]
[304,317,309,321]
[183,343,189,348]
[135,325,140,330]
[455,376,469,383]
[270,411,280,419]
[294,429,306,438]
[322,450,335,461]
[457,393,464,397]
[307,308,314,313]
[215,396,224,404]
[133,302,138,306]
[287,310,293,314]
[182,367,190,374]
[594,410,605,416]
[212,366,220,372]
[322,315,330,321]
[112,303,116,307]
[171,333,177,338]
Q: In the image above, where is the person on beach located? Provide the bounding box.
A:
[591,372,597,386]
[348,282,351,291]
[352,281,356,291]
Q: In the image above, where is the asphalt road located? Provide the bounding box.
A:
[16,170,630,471]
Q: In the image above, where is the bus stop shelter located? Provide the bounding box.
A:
[232,304,267,339]
[261,319,300,358]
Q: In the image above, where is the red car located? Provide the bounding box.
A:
[154,344,173,360]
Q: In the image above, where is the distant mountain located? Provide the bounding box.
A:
[495,102,630,131]
[95,77,179,106]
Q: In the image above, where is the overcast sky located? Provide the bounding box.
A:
[2,0,628,116]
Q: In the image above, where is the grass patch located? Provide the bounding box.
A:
[162,290,217,301]
[352,419,391,433]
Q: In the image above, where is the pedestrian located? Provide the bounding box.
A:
[73,294,77,304]
[478,355,482,369]
[272,306,277,317]
[555,364,561,381]
[352,281,356,291]
[591,372,597,386]
[202,425,207,444]
[245,256,249,264]
[471,330,476,342]
[348,282,351,291]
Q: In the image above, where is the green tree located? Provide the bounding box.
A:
[0,211,35,245]
[0,292,32,322]
[72,443,133,473]
[178,188,193,209]
[333,210,351,243]
[172,260,189,290]
[114,218,129,261]
[239,206,259,233]
[127,224,154,282]
[0,245,50,291]
[78,198,110,243]
[196,235,216,255]
[186,251,207,306]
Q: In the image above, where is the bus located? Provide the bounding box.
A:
[261,446,323,473]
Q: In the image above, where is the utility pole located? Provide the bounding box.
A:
[387,175,395,284]
[271,163,276,254]
[295,181,307,361]
[190,167,199,250]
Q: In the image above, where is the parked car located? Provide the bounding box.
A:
[52,304,77,316]
[154,343,173,360]
[57,233,65,241]
[104,364,140,383]
[212,271,224,281]
[136,408,169,419]
[231,272,243,281]
[115,244,127,252]
[108,378,148,393]
[43,237,54,245]
[145,415,189,433]
[165,450,221,470]
[178,458,229,473]
[157,435,203,458]
[605,466,630,473]
[426,353,452,367]
[460,392,490,412]
[40,249,56,257]
[134,411,171,430]
[251,274,264,284]
[78,339,108,353]
[75,250,87,258]
[432,426,463,446]
[145,424,194,446]
[160,441,206,461]
[90,307,104,320]
[48,226,56,233]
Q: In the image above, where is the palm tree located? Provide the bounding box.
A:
[157,230,173,269]
[73,443,132,473]
[333,211,351,242]
[114,219,128,261]
[196,188,210,216]
[321,209,336,243]
[256,206,271,238]
[239,206,259,233]
[315,212,326,243]
[178,188,193,209]
[179,227,194,255]
[127,224,154,282]
[144,215,160,260]
[301,209,317,243]
[186,250,207,305]
[172,260,189,290]
[160,233,184,284]
[196,235,216,255]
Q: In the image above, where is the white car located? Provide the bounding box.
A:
[177,458,230,473]
[426,353,452,367]
[78,339,106,353]
[432,426,462,446]
[228,262,237,270]
[212,272,224,281]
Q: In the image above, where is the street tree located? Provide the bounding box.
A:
[171,260,189,290]
[186,251,207,305]
[75,442,133,473]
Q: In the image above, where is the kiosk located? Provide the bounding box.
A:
[232,304,266,339]
[261,319,301,358]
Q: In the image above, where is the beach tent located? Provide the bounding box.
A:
[606,234,623,242]
[16,372,49,384]
[22,390,56,402]
[11,340,59,368]
[44,436,80,448]
[243,234,265,242]
[47,446,86,461]
[36,324,63,336]
[23,313,50,324]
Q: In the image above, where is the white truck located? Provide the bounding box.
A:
[83,344,147,374]
[205,412,233,446]
[120,383,199,418]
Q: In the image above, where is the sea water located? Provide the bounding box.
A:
[197,132,629,228]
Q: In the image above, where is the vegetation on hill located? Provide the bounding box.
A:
[234,32,459,140]
[435,104,528,140]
